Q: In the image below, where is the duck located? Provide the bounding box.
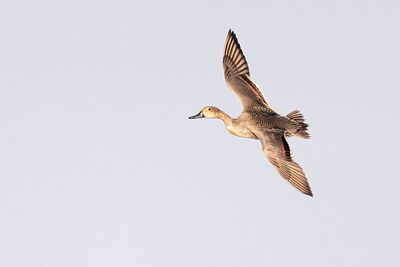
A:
[189,30,313,197]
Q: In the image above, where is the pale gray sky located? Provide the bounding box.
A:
[1,0,400,266]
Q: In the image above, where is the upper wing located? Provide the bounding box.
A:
[223,30,269,111]
[253,130,313,197]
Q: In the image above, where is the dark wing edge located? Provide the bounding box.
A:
[223,29,250,78]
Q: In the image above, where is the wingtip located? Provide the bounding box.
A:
[297,186,313,197]
[302,185,313,197]
[227,29,236,37]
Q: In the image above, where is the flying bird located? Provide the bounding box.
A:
[189,30,313,197]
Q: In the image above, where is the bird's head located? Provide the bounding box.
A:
[188,106,221,119]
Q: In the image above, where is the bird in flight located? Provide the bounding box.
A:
[189,30,313,197]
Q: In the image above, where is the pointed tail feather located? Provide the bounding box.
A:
[287,110,310,139]
[287,110,304,123]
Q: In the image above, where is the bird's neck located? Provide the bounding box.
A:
[216,110,234,127]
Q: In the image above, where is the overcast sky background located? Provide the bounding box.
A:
[1,0,400,266]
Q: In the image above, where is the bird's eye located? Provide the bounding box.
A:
[208,108,211,111]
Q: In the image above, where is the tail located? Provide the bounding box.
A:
[287,110,310,139]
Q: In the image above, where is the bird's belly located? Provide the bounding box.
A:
[226,125,258,139]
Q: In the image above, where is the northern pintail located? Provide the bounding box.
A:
[189,30,313,197]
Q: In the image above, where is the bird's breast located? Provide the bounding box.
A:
[226,125,258,139]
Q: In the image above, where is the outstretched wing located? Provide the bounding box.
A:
[254,130,313,196]
[223,30,269,111]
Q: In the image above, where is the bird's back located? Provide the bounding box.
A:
[244,108,300,135]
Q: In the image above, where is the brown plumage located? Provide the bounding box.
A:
[189,30,313,197]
